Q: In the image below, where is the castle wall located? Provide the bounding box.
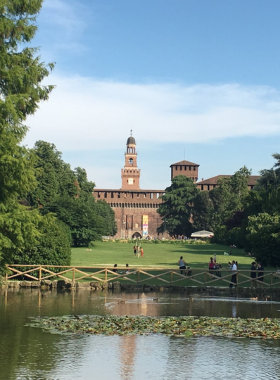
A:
[171,164,198,182]
[93,189,166,239]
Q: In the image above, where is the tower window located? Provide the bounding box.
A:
[129,158,133,164]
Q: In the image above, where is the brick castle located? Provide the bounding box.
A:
[93,133,259,239]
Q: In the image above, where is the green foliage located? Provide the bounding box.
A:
[0,2,74,269]
[157,175,199,236]
[0,201,41,265]
[192,191,214,231]
[210,166,251,228]
[12,214,71,266]
[211,157,280,265]
[95,200,117,237]
[247,213,280,266]
[28,315,280,339]
[27,141,78,209]
[26,143,117,247]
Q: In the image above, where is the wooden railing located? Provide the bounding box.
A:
[4,265,280,288]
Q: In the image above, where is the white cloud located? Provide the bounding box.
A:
[24,74,280,152]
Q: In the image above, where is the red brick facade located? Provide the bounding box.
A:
[93,134,167,239]
[170,160,199,182]
[94,189,165,239]
[93,134,260,239]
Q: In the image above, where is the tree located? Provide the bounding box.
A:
[28,157,117,246]
[27,141,78,210]
[0,1,54,266]
[210,166,251,226]
[157,175,199,237]
[11,214,71,266]
[247,213,280,266]
[192,191,214,231]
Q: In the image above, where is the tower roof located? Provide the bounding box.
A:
[127,136,136,145]
[170,160,199,167]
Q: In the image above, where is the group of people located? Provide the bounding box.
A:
[207,257,265,288]
[250,261,264,287]
[228,260,264,288]
[133,246,144,258]
[208,255,222,277]
[112,264,130,274]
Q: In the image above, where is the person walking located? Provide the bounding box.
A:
[133,246,137,257]
[250,262,257,288]
[229,260,237,288]
[140,247,144,258]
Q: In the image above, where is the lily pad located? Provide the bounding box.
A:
[26,315,280,339]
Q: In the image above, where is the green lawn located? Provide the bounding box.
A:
[71,241,253,270]
[69,242,279,287]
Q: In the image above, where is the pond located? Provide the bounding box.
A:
[1,288,280,380]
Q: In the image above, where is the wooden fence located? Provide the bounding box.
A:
[4,265,280,288]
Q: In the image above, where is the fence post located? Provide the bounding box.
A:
[72,268,75,283]
[170,271,173,284]
[105,268,107,282]
[137,269,140,283]
[204,271,206,285]
[39,267,42,282]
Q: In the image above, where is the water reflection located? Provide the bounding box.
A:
[1,288,280,380]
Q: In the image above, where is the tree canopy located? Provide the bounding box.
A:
[0,1,56,267]
[27,142,117,246]
[157,175,199,237]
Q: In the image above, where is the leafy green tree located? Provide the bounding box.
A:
[192,191,214,231]
[0,1,54,266]
[247,213,280,266]
[74,167,95,195]
[12,214,71,266]
[0,201,41,265]
[157,175,199,237]
[27,141,78,210]
[256,154,280,192]
[210,166,251,226]
[30,162,117,246]
[95,200,117,237]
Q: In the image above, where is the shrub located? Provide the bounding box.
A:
[12,215,71,267]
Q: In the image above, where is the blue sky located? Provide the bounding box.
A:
[24,0,280,189]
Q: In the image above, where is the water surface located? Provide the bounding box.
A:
[1,288,280,380]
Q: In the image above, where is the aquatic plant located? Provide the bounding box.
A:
[27,315,280,339]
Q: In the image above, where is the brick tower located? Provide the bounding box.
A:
[170,160,199,182]
[121,132,141,190]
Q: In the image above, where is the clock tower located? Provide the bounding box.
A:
[121,132,140,190]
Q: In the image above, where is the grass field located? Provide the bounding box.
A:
[71,241,254,270]
[70,242,270,286]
